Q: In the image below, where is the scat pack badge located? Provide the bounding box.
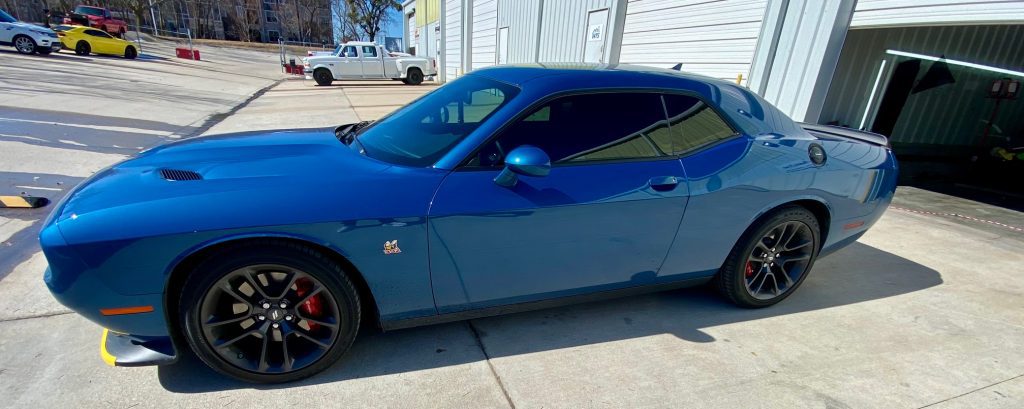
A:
[383,240,402,255]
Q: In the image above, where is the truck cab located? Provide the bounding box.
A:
[303,42,437,86]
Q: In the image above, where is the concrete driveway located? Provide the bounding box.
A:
[1,50,1022,408]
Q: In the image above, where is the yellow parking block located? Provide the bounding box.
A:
[0,196,49,208]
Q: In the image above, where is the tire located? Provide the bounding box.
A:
[36,47,53,55]
[715,206,821,308]
[405,67,424,85]
[313,68,333,86]
[75,41,91,56]
[13,35,36,55]
[124,46,137,59]
[178,241,361,383]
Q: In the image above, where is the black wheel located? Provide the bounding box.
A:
[179,241,361,383]
[75,41,91,56]
[36,47,53,55]
[716,206,820,308]
[313,68,333,86]
[124,46,137,59]
[405,67,424,85]
[13,35,36,55]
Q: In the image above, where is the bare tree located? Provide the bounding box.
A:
[228,0,259,41]
[344,0,397,42]
[330,0,357,42]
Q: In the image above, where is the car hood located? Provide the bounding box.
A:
[11,22,54,34]
[51,128,402,240]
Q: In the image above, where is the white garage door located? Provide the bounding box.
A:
[852,0,1024,28]
[445,0,462,81]
[618,0,768,83]
[471,0,498,70]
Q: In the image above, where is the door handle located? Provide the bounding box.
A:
[649,176,679,191]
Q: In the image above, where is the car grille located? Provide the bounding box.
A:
[159,169,203,181]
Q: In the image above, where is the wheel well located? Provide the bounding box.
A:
[164,237,382,343]
[772,199,831,246]
[408,66,422,75]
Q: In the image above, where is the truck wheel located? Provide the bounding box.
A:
[13,35,37,55]
[405,68,424,85]
[313,68,333,86]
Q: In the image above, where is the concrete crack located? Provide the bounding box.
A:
[467,321,516,409]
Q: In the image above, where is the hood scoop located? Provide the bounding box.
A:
[159,168,203,181]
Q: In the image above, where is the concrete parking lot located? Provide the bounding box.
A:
[1,40,1023,408]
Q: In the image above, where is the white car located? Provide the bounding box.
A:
[0,8,61,55]
[304,41,437,86]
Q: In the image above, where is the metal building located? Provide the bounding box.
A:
[406,0,1024,193]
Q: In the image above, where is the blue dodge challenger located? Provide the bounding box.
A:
[42,64,897,382]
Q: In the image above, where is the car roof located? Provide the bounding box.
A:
[464,63,801,140]
[344,41,376,46]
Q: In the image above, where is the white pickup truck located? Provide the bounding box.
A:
[303,41,437,86]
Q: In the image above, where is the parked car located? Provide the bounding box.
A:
[0,8,62,55]
[63,5,126,37]
[58,25,137,58]
[41,64,898,383]
[303,41,437,85]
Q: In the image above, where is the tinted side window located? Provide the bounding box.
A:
[662,94,736,154]
[473,92,669,167]
[361,46,378,57]
[341,46,357,57]
[86,29,110,38]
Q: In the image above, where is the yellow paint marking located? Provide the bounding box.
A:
[100,329,116,366]
[0,196,32,208]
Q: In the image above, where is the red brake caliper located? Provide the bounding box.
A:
[294,278,324,331]
[745,261,754,277]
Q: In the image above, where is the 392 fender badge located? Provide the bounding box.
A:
[383,240,402,255]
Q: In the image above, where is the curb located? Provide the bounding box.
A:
[0,196,50,209]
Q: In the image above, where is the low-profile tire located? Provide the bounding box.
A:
[13,35,36,55]
[178,241,361,383]
[75,41,91,56]
[405,67,424,85]
[124,46,137,59]
[313,68,333,86]
[715,206,821,308]
[36,47,53,55]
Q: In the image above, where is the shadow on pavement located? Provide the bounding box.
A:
[157,241,940,392]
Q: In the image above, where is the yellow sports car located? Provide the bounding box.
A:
[57,26,137,59]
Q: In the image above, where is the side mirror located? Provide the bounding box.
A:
[494,145,551,187]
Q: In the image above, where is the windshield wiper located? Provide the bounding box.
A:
[337,120,372,146]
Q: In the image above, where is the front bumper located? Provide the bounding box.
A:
[100,329,177,367]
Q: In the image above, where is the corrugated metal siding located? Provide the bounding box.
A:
[416,0,441,26]
[759,0,854,122]
[471,0,499,69]
[618,0,768,82]
[445,0,463,79]
[538,0,613,62]
[820,24,1024,146]
[852,0,1024,28]
[497,0,542,63]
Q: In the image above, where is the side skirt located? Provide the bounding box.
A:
[382,276,714,331]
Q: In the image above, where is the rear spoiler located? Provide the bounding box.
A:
[799,123,889,147]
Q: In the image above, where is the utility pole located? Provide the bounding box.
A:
[148,0,158,34]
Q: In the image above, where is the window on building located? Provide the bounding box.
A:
[470,92,669,167]
[265,11,276,23]
[660,94,736,154]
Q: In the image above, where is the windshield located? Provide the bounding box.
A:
[0,9,16,23]
[352,76,520,167]
[75,6,104,16]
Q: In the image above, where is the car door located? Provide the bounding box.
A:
[359,45,384,78]
[336,45,362,78]
[85,29,115,54]
[0,22,12,44]
[428,91,689,313]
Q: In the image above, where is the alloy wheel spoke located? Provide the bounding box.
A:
[279,271,300,299]
[294,328,331,349]
[779,254,811,264]
[257,333,271,372]
[242,270,272,301]
[778,223,798,249]
[220,283,253,307]
[205,314,250,327]
[786,239,813,251]
[300,316,339,329]
[215,329,259,349]
[281,333,293,372]
[776,263,795,287]
[296,285,324,306]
